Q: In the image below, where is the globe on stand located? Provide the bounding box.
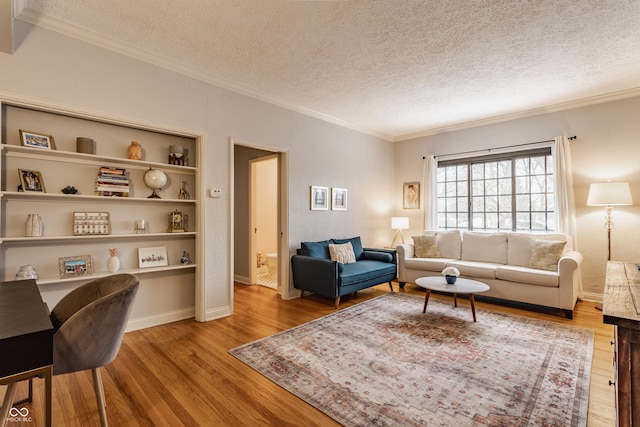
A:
[143,167,168,199]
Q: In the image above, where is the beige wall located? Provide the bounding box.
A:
[0,21,395,318]
[395,95,640,299]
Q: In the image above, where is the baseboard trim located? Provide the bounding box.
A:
[126,308,195,332]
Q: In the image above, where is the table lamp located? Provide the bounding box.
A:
[587,181,633,261]
[390,217,409,248]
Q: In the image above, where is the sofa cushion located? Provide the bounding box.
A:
[508,233,567,267]
[496,265,559,287]
[301,239,332,259]
[461,232,507,264]
[421,230,462,259]
[340,260,396,286]
[412,235,441,258]
[329,242,356,264]
[404,258,454,272]
[333,236,364,260]
[446,260,499,279]
[529,240,567,271]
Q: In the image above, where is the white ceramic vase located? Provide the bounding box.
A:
[25,213,43,237]
[107,256,121,273]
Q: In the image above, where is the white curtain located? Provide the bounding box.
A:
[553,136,583,297]
[422,155,438,231]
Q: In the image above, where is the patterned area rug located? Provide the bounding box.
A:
[230,293,593,426]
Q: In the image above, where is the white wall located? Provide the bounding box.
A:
[395,96,640,299]
[0,21,395,318]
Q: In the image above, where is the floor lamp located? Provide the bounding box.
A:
[587,181,633,309]
[390,217,409,248]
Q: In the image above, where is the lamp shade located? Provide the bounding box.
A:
[587,182,633,206]
[391,216,409,230]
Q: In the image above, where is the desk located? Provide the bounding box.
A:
[0,279,53,427]
[603,261,640,427]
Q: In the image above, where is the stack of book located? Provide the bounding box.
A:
[95,166,129,197]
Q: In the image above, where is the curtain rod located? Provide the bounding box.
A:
[423,136,577,159]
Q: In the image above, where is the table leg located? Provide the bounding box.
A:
[453,293,457,307]
[422,290,431,313]
[0,383,17,427]
[44,366,52,427]
[470,294,477,322]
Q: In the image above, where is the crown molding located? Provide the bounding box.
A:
[14,8,394,141]
[393,87,640,142]
[14,7,640,144]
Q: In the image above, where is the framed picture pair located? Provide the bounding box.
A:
[310,186,347,211]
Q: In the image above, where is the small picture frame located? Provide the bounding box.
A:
[59,255,93,279]
[332,188,348,211]
[138,246,168,268]
[403,182,420,209]
[310,186,329,210]
[18,169,46,193]
[19,129,56,150]
[73,212,111,235]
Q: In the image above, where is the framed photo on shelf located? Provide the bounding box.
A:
[19,129,56,150]
[403,182,420,209]
[310,186,329,210]
[138,246,168,268]
[59,255,93,279]
[18,169,46,193]
[331,188,348,211]
[73,212,111,235]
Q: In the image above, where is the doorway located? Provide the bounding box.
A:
[250,154,278,288]
[232,142,288,300]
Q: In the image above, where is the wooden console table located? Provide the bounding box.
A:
[603,261,640,427]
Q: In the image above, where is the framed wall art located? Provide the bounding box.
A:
[332,188,348,211]
[138,246,168,268]
[73,212,111,235]
[310,186,329,210]
[59,255,93,278]
[19,129,56,150]
[18,169,46,193]
[403,182,420,209]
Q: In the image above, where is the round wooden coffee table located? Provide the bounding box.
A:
[415,276,490,322]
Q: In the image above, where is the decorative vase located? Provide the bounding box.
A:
[15,265,38,280]
[445,275,457,284]
[107,256,121,273]
[25,214,43,237]
[127,141,142,160]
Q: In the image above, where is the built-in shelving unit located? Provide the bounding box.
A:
[0,97,204,328]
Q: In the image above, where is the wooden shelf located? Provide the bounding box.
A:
[0,191,196,204]
[2,144,196,173]
[1,232,196,245]
[35,264,197,286]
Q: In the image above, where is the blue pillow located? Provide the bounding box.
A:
[300,240,332,259]
[332,236,363,260]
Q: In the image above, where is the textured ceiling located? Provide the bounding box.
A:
[15,0,640,140]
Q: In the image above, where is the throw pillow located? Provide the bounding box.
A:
[528,240,567,271]
[412,235,441,258]
[332,236,364,260]
[329,242,357,264]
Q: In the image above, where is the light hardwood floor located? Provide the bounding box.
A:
[2,282,616,426]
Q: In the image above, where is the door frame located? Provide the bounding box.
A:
[230,138,289,304]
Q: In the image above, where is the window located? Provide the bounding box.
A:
[436,148,554,232]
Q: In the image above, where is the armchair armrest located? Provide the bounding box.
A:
[361,248,396,264]
[559,250,582,273]
[291,255,340,298]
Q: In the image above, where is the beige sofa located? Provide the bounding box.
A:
[397,230,582,318]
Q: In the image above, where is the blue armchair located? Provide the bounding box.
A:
[291,236,397,308]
